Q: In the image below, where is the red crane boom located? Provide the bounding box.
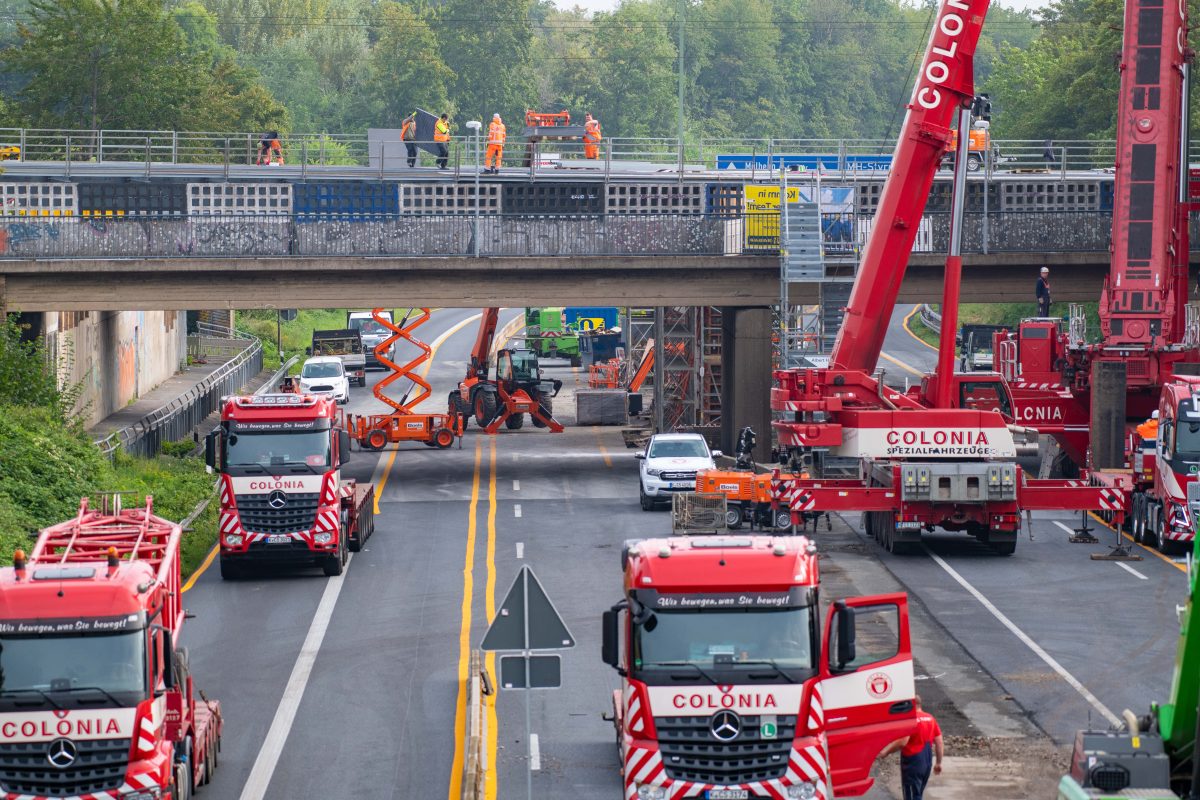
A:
[832,0,987,372]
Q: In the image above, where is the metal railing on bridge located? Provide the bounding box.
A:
[0,127,1186,176]
[0,210,1140,259]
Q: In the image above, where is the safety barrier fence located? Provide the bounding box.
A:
[0,127,1186,176]
[0,210,1143,259]
[461,649,491,800]
[918,304,942,333]
[94,327,263,458]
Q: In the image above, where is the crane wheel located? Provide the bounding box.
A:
[532,397,553,428]
[505,413,525,430]
[434,428,455,448]
[475,391,498,426]
[366,429,389,451]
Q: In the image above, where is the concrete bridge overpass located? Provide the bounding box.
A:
[0,213,1197,312]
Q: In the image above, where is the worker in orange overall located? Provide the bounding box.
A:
[485,114,506,174]
[583,113,602,159]
[257,132,283,165]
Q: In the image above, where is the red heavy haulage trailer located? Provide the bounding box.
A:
[0,496,220,800]
[769,0,1126,556]
[205,393,375,579]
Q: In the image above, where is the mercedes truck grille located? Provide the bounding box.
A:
[235,492,320,534]
[654,715,797,785]
[0,737,131,797]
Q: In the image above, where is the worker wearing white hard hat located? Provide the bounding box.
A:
[1036,266,1051,317]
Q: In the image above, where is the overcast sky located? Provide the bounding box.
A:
[552,0,1048,16]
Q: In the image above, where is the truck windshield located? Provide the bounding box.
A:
[959,380,1012,418]
[510,351,538,381]
[301,362,343,379]
[0,632,145,708]
[632,607,815,681]
[225,430,330,470]
[349,319,388,336]
[1174,417,1200,459]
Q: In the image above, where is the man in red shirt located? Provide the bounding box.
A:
[881,695,943,800]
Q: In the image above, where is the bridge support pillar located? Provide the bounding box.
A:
[0,274,6,318]
[720,307,772,462]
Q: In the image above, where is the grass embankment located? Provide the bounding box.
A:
[0,406,217,576]
[906,302,1102,349]
[236,308,415,374]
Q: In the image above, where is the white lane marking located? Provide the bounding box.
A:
[239,555,353,800]
[923,547,1121,727]
[514,503,522,518]
[516,542,524,559]
[513,479,521,491]
[1053,520,1084,537]
[530,733,541,771]
[1115,561,1149,580]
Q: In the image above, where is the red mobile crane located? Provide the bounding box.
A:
[345,308,461,450]
[0,495,222,800]
[451,307,564,433]
[996,0,1196,550]
[770,0,1125,554]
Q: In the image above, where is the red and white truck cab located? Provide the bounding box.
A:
[0,496,221,800]
[205,394,374,580]
[603,536,916,800]
[1130,376,1200,552]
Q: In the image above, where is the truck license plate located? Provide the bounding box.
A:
[707,791,749,800]
[267,534,292,544]
[896,521,922,531]
[671,481,693,489]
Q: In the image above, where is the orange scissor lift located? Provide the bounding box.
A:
[346,308,462,451]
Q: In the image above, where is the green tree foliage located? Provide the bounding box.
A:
[2,0,287,131]
[357,2,454,125]
[437,0,536,123]
[586,2,678,137]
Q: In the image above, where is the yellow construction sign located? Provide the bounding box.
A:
[744,185,800,249]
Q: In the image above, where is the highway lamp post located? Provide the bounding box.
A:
[466,120,482,258]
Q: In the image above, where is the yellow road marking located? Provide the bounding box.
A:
[594,427,613,467]
[1087,511,1186,573]
[447,440,484,800]
[372,448,399,516]
[484,439,499,799]
[181,544,218,593]
[902,305,938,351]
[880,351,924,377]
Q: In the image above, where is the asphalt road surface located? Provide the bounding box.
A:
[176,307,1190,800]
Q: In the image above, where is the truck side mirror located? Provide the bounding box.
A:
[834,601,856,670]
[338,429,351,465]
[305,346,312,355]
[634,452,645,460]
[602,603,626,673]
[204,429,219,473]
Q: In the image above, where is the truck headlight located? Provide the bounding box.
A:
[313,532,334,545]
[635,786,665,800]
[223,533,244,547]
[122,787,162,799]
[645,468,662,477]
[787,783,817,800]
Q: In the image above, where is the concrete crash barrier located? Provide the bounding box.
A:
[576,389,629,426]
[461,649,491,800]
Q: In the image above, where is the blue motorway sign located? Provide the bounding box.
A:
[716,154,893,172]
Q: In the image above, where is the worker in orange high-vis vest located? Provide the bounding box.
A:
[485,114,506,174]
[583,113,602,159]
[434,113,451,168]
[400,113,418,167]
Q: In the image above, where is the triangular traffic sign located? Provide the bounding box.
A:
[480,566,575,652]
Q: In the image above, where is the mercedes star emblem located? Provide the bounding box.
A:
[46,738,77,769]
[709,710,742,742]
[268,490,289,510]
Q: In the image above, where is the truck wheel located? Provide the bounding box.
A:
[990,538,1017,556]
[366,429,389,451]
[640,487,654,511]
[505,413,525,430]
[966,154,982,172]
[323,537,346,577]
[1132,495,1145,543]
[571,354,582,368]
[475,391,498,427]
[218,557,242,581]
[434,428,455,448]
[1148,506,1163,551]
[774,510,793,531]
[532,397,553,428]
[725,508,742,530]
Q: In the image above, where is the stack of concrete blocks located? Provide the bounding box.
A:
[575,389,628,426]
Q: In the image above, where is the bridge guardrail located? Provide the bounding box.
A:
[918,304,942,333]
[94,327,263,459]
[0,127,1191,172]
[0,210,1129,259]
